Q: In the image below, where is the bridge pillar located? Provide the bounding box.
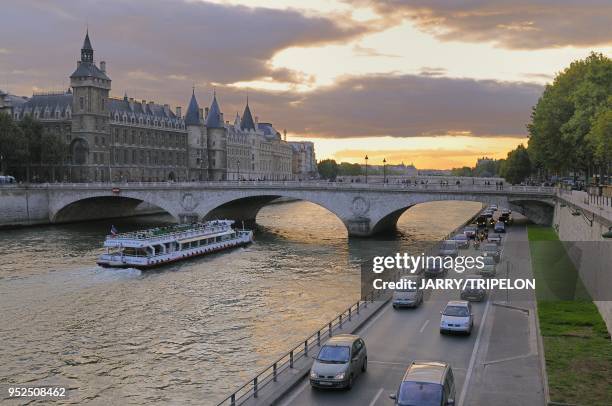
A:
[345,217,372,237]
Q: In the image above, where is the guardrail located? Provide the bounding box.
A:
[0,181,557,194]
[215,288,386,406]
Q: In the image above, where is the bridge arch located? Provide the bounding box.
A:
[49,191,180,223]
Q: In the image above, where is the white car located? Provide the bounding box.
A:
[438,240,459,257]
[487,233,502,244]
[494,221,506,233]
[440,300,473,334]
[478,256,497,277]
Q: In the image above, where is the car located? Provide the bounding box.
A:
[463,226,477,239]
[438,240,459,257]
[500,213,513,225]
[481,243,500,263]
[390,361,456,406]
[494,221,505,233]
[460,277,487,301]
[476,215,487,228]
[309,334,367,390]
[424,257,447,278]
[393,276,424,308]
[440,300,473,334]
[487,233,502,244]
[483,210,494,218]
[452,233,470,249]
[501,208,511,215]
[477,256,496,277]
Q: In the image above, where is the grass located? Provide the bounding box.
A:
[527,225,612,405]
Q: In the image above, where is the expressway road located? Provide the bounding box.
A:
[278,218,544,406]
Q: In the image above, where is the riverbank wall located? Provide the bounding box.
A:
[554,191,612,334]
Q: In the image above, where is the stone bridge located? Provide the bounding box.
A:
[39,181,557,237]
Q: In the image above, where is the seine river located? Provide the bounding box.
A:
[0,200,480,405]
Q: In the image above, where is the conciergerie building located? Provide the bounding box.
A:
[3,31,317,182]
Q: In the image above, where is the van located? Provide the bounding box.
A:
[393,276,424,308]
[390,361,456,405]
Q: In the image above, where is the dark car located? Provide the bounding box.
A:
[476,215,487,228]
[424,257,447,278]
[390,361,456,406]
[461,277,487,301]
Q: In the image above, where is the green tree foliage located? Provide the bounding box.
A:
[451,166,473,177]
[500,144,531,184]
[586,107,612,167]
[317,159,339,179]
[0,112,26,173]
[528,52,612,177]
[338,162,362,176]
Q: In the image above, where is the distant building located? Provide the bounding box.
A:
[387,162,417,177]
[289,141,317,179]
[7,31,301,182]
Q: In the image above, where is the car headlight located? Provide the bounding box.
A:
[310,371,317,379]
[334,372,345,380]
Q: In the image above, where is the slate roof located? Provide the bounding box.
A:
[258,122,280,140]
[20,92,73,111]
[70,62,110,81]
[240,102,256,131]
[184,90,200,126]
[108,96,178,120]
[206,92,223,128]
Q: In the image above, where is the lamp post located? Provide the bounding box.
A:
[383,158,387,184]
[237,159,240,182]
[365,154,369,184]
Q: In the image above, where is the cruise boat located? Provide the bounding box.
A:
[97,220,253,269]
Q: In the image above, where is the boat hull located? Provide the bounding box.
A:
[97,236,252,269]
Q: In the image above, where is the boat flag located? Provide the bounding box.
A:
[110,225,118,236]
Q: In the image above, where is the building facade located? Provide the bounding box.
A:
[8,31,302,183]
[289,141,317,180]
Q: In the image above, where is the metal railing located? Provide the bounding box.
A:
[215,288,386,406]
[0,180,557,195]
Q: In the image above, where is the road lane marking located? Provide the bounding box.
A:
[458,297,491,406]
[419,319,430,333]
[358,303,390,336]
[369,388,384,406]
[278,379,309,406]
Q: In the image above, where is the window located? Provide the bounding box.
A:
[79,97,84,110]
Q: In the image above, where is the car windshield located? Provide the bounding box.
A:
[441,242,456,250]
[444,305,469,317]
[454,234,467,240]
[317,345,349,363]
[484,244,497,252]
[397,381,443,406]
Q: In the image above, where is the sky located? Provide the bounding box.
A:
[1,0,611,169]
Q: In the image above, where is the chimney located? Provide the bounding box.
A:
[255,116,259,125]
[219,112,224,123]
[129,97,134,102]
[142,99,146,105]
[149,101,154,106]
[176,106,182,118]
[100,61,106,72]
[284,129,287,141]
[204,107,209,119]
[199,108,204,119]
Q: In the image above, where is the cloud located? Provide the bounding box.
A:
[213,73,542,139]
[347,0,612,49]
[418,66,447,77]
[0,0,369,95]
[352,44,400,58]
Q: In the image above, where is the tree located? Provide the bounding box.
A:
[451,166,473,177]
[500,144,531,184]
[0,112,26,175]
[18,115,43,182]
[317,159,339,179]
[338,162,362,176]
[586,107,612,183]
[528,52,612,179]
[41,132,68,181]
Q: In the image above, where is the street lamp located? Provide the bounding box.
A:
[365,154,369,184]
[237,159,240,182]
[383,158,387,184]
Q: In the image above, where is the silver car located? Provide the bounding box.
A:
[487,233,502,244]
[440,300,473,334]
[452,233,470,249]
[481,243,500,263]
[393,276,424,308]
[439,240,459,257]
[309,334,367,390]
[477,256,496,277]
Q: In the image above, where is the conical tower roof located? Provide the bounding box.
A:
[184,89,200,126]
[240,99,256,131]
[205,91,223,128]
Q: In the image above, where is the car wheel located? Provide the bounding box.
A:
[362,357,367,372]
[346,374,354,390]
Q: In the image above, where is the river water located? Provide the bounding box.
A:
[0,200,480,405]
